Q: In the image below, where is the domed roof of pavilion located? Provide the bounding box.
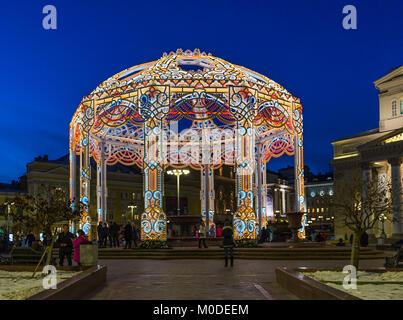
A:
[70,49,304,167]
[85,48,298,102]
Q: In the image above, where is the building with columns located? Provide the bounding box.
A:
[266,177,294,222]
[332,65,403,241]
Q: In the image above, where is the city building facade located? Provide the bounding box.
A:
[332,66,403,241]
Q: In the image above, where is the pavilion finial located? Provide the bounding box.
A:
[163,49,212,57]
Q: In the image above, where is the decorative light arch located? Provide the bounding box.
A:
[69,49,306,241]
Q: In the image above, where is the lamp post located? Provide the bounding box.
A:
[128,205,135,221]
[379,213,387,240]
[167,169,190,216]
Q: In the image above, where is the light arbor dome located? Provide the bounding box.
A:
[69,49,306,241]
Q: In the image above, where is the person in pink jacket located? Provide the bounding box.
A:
[72,230,88,265]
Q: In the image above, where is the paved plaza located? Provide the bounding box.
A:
[84,259,385,300]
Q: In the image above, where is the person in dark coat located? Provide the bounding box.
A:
[360,231,369,247]
[26,231,35,247]
[260,227,267,244]
[336,238,346,247]
[131,222,138,248]
[97,222,103,247]
[110,222,120,248]
[222,220,234,267]
[124,221,133,249]
[56,224,75,266]
[102,223,109,248]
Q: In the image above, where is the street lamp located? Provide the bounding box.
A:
[128,205,136,221]
[379,213,387,240]
[167,169,190,216]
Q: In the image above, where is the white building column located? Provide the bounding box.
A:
[361,162,373,235]
[281,188,286,215]
[388,158,403,238]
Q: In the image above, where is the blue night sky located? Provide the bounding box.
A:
[0,0,402,182]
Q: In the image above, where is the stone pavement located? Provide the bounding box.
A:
[84,259,384,300]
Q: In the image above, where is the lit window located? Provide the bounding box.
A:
[392,100,397,117]
[400,99,403,114]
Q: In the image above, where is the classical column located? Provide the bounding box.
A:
[96,139,107,223]
[233,120,256,240]
[294,133,306,238]
[255,142,263,232]
[388,158,403,237]
[142,118,166,240]
[261,160,268,225]
[281,188,286,215]
[69,137,78,234]
[69,127,77,212]
[200,165,215,235]
[79,130,92,238]
[361,162,373,183]
[229,86,257,240]
[361,162,373,235]
[138,86,169,241]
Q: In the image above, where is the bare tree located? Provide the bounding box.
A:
[332,169,394,269]
[2,185,82,264]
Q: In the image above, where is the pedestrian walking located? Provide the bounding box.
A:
[102,223,109,248]
[131,222,138,248]
[56,224,75,266]
[260,227,267,243]
[97,222,103,247]
[26,231,35,247]
[72,229,89,266]
[267,223,274,242]
[198,221,207,248]
[110,222,120,247]
[124,221,133,249]
[216,224,222,237]
[222,220,234,267]
[360,231,369,247]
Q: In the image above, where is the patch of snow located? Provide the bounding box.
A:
[303,270,403,300]
[0,270,81,300]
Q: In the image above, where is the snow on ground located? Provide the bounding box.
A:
[0,270,81,300]
[303,270,403,300]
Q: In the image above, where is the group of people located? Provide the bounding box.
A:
[311,230,327,242]
[97,221,140,249]
[56,224,89,266]
[259,225,274,243]
[97,221,122,248]
[122,221,139,249]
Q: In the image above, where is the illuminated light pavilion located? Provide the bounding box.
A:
[69,48,306,241]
